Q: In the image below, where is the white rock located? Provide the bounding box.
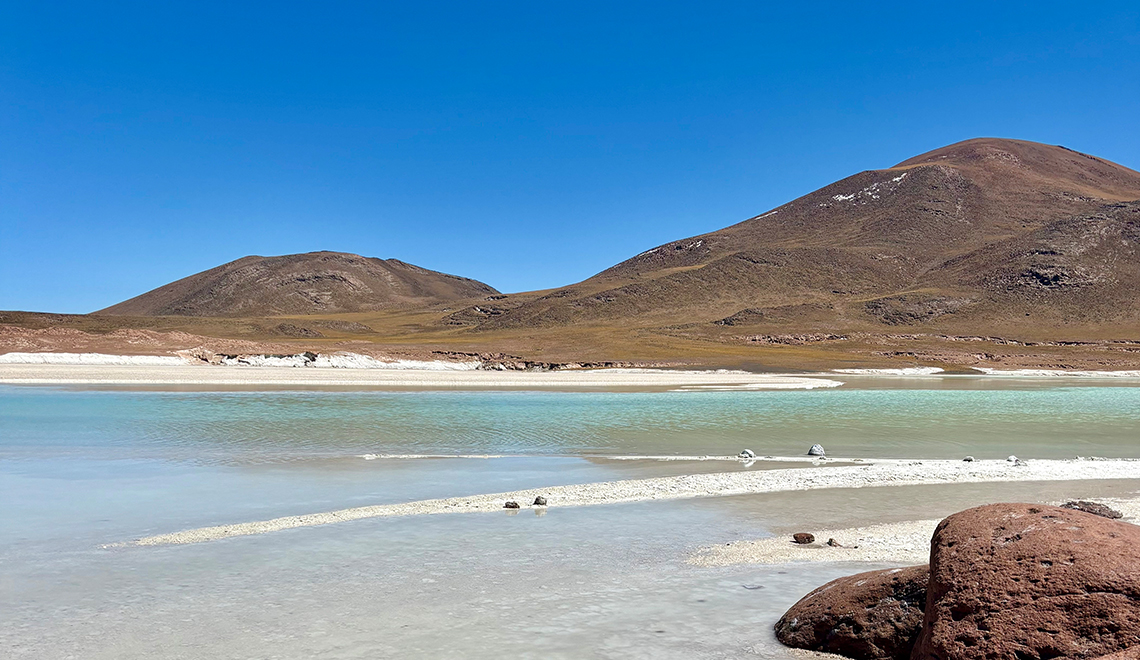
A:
[0,352,189,366]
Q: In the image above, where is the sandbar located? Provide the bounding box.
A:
[126,457,1140,547]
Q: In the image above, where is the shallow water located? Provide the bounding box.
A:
[3,381,1140,658]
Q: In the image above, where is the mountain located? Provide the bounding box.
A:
[11,138,1140,370]
[452,138,1140,333]
[98,251,498,317]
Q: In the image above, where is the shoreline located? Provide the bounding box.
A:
[690,495,1140,566]
[122,457,1140,547]
[0,362,843,390]
[5,360,1140,392]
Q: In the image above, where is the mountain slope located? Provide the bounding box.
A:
[99,251,498,317]
[459,138,1140,332]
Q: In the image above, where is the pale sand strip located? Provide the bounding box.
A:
[689,496,1140,567]
[360,454,863,463]
[693,519,942,566]
[129,458,1140,547]
[0,364,841,390]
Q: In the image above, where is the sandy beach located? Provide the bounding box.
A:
[126,457,1140,547]
[6,355,1140,391]
[0,362,843,390]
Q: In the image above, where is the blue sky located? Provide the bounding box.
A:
[2,2,1138,313]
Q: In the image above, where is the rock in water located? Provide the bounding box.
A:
[912,503,1140,660]
[808,444,826,456]
[962,456,975,462]
[1062,499,1123,519]
[532,496,547,506]
[792,533,815,544]
[503,501,520,509]
[775,565,929,660]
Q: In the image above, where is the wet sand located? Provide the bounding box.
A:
[692,519,943,566]
[690,496,1140,566]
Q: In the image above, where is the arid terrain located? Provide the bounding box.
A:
[5,138,1140,371]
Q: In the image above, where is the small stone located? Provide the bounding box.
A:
[793,533,815,544]
[808,444,826,456]
[533,496,547,506]
[1061,500,1123,519]
[963,456,975,462]
[739,449,756,459]
[503,501,520,509]
[827,538,843,547]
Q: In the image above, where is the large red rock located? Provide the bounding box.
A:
[775,565,929,660]
[912,503,1140,660]
[1094,649,1140,660]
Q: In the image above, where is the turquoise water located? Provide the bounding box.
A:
[3,382,1140,659]
[4,385,1140,462]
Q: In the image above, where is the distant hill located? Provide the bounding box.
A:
[98,251,498,317]
[453,138,1140,333]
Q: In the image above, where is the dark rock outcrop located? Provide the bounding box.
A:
[1061,500,1123,519]
[774,565,929,660]
[793,533,815,544]
[912,503,1140,660]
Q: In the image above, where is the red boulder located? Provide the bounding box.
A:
[912,503,1140,660]
[1094,649,1140,660]
[775,565,929,660]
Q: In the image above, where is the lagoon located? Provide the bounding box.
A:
[3,380,1140,658]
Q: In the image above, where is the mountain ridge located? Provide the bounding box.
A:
[84,136,1140,367]
[448,138,1140,332]
[74,137,1140,372]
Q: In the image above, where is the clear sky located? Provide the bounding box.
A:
[2,2,1138,313]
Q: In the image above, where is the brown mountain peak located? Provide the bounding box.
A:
[98,251,498,317]
[463,137,1140,334]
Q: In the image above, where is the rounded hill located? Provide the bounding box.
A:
[98,251,498,317]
